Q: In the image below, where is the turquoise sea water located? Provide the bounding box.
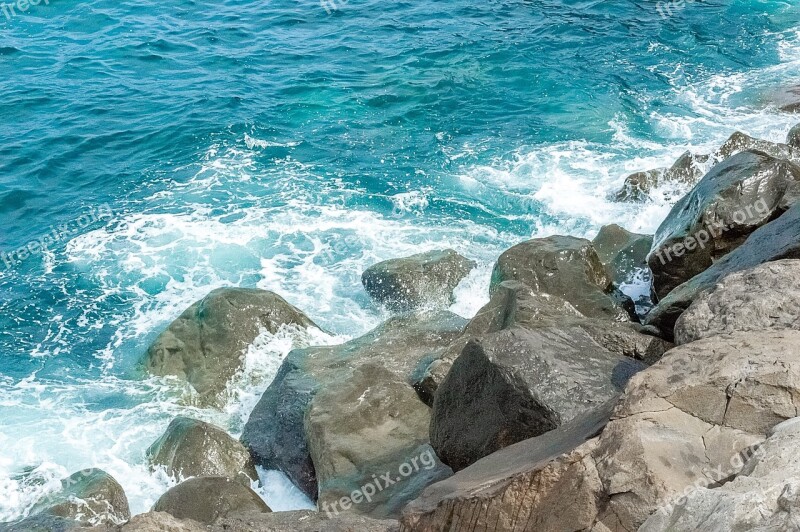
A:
[1,0,799,519]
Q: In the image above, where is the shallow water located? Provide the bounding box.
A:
[0,0,799,519]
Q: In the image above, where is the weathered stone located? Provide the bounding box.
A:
[241,312,465,513]
[361,249,476,310]
[152,477,270,525]
[645,202,800,338]
[430,327,646,471]
[648,150,800,299]
[593,331,800,530]
[144,288,318,407]
[147,416,257,481]
[592,224,653,285]
[401,401,614,532]
[211,510,400,532]
[19,469,131,527]
[641,416,800,531]
[490,235,635,321]
[674,260,800,344]
[715,131,800,163]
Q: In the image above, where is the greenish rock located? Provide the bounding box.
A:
[144,287,319,407]
[24,469,130,527]
[147,416,257,481]
[361,249,476,310]
[152,476,270,525]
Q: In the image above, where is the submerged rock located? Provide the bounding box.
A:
[144,287,318,407]
[240,311,464,515]
[147,416,257,481]
[645,201,800,338]
[648,150,800,299]
[152,476,270,525]
[674,259,800,345]
[13,469,131,528]
[490,235,635,321]
[361,249,475,310]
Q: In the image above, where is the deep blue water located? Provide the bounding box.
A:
[0,0,799,518]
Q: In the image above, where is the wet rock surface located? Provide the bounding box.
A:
[144,288,319,407]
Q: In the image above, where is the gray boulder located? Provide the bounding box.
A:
[144,288,318,407]
[152,476,270,525]
[645,201,800,339]
[240,312,464,515]
[429,326,645,471]
[648,150,800,299]
[147,416,257,481]
[788,124,800,149]
[361,249,475,310]
[675,259,800,345]
[490,235,635,321]
[20,469,130,527]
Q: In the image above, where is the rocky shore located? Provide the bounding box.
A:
[6,120,800,532]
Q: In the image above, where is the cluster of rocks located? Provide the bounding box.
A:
[6,124,800,532]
